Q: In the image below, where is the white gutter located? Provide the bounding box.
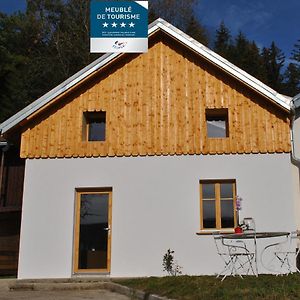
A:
[291,94,300,164]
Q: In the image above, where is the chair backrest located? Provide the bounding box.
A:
[242,217,256,233]
[288,231,299,249]
[212,232,227,255]
[290,231,298,240]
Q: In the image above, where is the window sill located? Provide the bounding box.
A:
[83,140,106,143]
[207,137,229,140]
[196,229,235,235]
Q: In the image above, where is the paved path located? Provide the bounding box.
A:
[0,289,131,300]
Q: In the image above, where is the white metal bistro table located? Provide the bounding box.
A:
[222,232,290,276]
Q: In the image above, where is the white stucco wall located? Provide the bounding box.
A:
[18,154,298,279]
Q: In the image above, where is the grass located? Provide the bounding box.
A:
[115,274,300,300]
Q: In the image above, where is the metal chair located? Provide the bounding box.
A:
[240,217,258,275]
[213,232,232,280]
[222,237,257,279]
[213,231,257,281]
[273,231,300,275]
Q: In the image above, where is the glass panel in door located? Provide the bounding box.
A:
[76,192,110,271]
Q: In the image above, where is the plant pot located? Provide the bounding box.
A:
[234,227,243,233]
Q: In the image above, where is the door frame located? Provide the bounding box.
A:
[73,188,112,274]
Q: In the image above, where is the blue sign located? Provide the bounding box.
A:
[90,1,148,53]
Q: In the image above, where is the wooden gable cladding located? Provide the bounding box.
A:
[20,34,291,158]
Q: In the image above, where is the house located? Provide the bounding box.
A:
[0,18,299,279]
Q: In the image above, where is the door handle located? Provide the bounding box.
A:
[104,226,110,231]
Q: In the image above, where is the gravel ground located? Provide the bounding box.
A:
[0,289,131,300]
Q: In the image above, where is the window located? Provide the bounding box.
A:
[83,111,106,141]
[200,180,236,230]
[206,109,229,138]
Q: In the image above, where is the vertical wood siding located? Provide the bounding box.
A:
[20,35,291,158]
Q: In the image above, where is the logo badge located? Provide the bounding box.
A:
[90,1,148,53]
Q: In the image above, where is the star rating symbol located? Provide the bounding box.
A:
[112,22,117,28]
[120,22,126,28]
[102,22,108,28]
[129,22,135,28]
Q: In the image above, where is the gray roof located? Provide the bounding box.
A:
[0,18,292,135]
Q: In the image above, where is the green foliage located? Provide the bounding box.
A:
[261,41,285,92]
[0,0,101,123]
[285,39,300,96]
[214,21,231,58]
[229,32,267,81]
[186,16,208,46]
[283,63,300,96]
[292,39,300,62]
[162,249,182,276]
[213,21,297,95]
[149,0,208,45]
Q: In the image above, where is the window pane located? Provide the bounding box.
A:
[89,121,105,141]
[79,193,109,269]
[207,120,226,138]
[202,183,215,199]
[220,183,233,198]
[203,200,216,228]
[221,200,234,228]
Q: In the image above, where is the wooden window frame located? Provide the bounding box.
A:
[205,108,229,138]
[82,111,106,142]
[73,188,112,274]
[199,179,237,231]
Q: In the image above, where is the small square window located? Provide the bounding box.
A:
[206,109,228,138]
[83,111,106,142]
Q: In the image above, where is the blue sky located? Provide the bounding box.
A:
[196,0,300,62]
[0,0,299,61]
[0,0,26,14]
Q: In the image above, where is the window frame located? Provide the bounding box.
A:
[82,111,106,142]
[205,108,229,138]
[199,179,237,231]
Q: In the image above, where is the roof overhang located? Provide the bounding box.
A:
[292,93,300,110]
[0,18,291,135]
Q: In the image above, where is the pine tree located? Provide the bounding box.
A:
[261,41,285,92]
[149,0,208,44]
[287,39,300,96]
[149,0,195,30]
[186,16,208,45]
[231,31,249,68]
[292,39,300,62]
[214,21,231,58]
[0,12,30,122]
[148,5,158,23]
[283,63,300,96]
[248,42,266,82]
